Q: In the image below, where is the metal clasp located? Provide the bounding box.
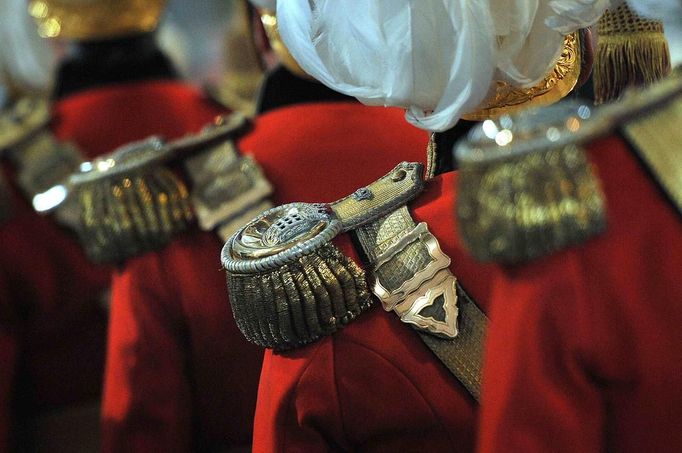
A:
[372,222,459,339]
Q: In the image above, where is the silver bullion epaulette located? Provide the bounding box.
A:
[0,97,85,225]
[34,113,273,264]
[454,70,682,263]
[222,162,488,400]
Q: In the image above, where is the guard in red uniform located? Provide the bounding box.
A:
[218,1,610,452]
[94,2,427,451]
[0,1,225,450]
[471,72,682,453]
[461,5,682,452]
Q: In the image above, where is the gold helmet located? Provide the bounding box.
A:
[251,6,582,115]
[463,32,582,121]
[28,0,166,41]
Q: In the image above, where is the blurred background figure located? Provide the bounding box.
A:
[0,1,60,451]
[462,2,682,452]
[95,7,266,453]
[99,0,427,450]
[1,0,229,451]
[225,1,609,452]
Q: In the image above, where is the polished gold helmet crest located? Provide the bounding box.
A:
[463,33,581,121]
[257,8,310,79]
[28,0,166,40]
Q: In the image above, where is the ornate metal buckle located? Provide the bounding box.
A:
[371,222,459,339]
[373,223,449,308]
[393,270,458,339]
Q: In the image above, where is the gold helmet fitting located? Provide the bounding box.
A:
[463,33,581,120]
[28,0,166,41]
[256,8,310,79]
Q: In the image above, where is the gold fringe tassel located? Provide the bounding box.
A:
[594,3,671,104]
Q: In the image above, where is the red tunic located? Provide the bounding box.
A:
[254,168,505,452]
[102,102,429,451]
[0,80,224,451]
[478,135,682,452]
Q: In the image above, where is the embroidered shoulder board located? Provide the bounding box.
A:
[1,97,85,224]
[455,70,682,263]
[621,76,682,217]
[0,97,50,152]
[33,113,271,264]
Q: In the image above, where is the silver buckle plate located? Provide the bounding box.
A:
[371,222,459,339]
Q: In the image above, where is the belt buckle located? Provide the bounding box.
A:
[372,222,459,339]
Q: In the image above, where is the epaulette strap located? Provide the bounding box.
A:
[13,131,84,202]
[223,162,488,400]
[622,90,682,216]
[455,72,682,263]
[34,114,252,263]
[184,138,273,241]
[0,98,50,152]
[354,205,488,401]
[0,98,86,229]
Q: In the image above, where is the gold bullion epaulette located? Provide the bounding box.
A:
[222,162,489,400]
[0,97,85,225]
[454,70,682,263]
[34,113,273,264]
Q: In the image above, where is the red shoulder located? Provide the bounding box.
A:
[52,80,227,158]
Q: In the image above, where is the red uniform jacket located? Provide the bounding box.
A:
[478,135,682,452]
[0,80,223,451]
[102,102,429,452]
[255,167,506,452]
